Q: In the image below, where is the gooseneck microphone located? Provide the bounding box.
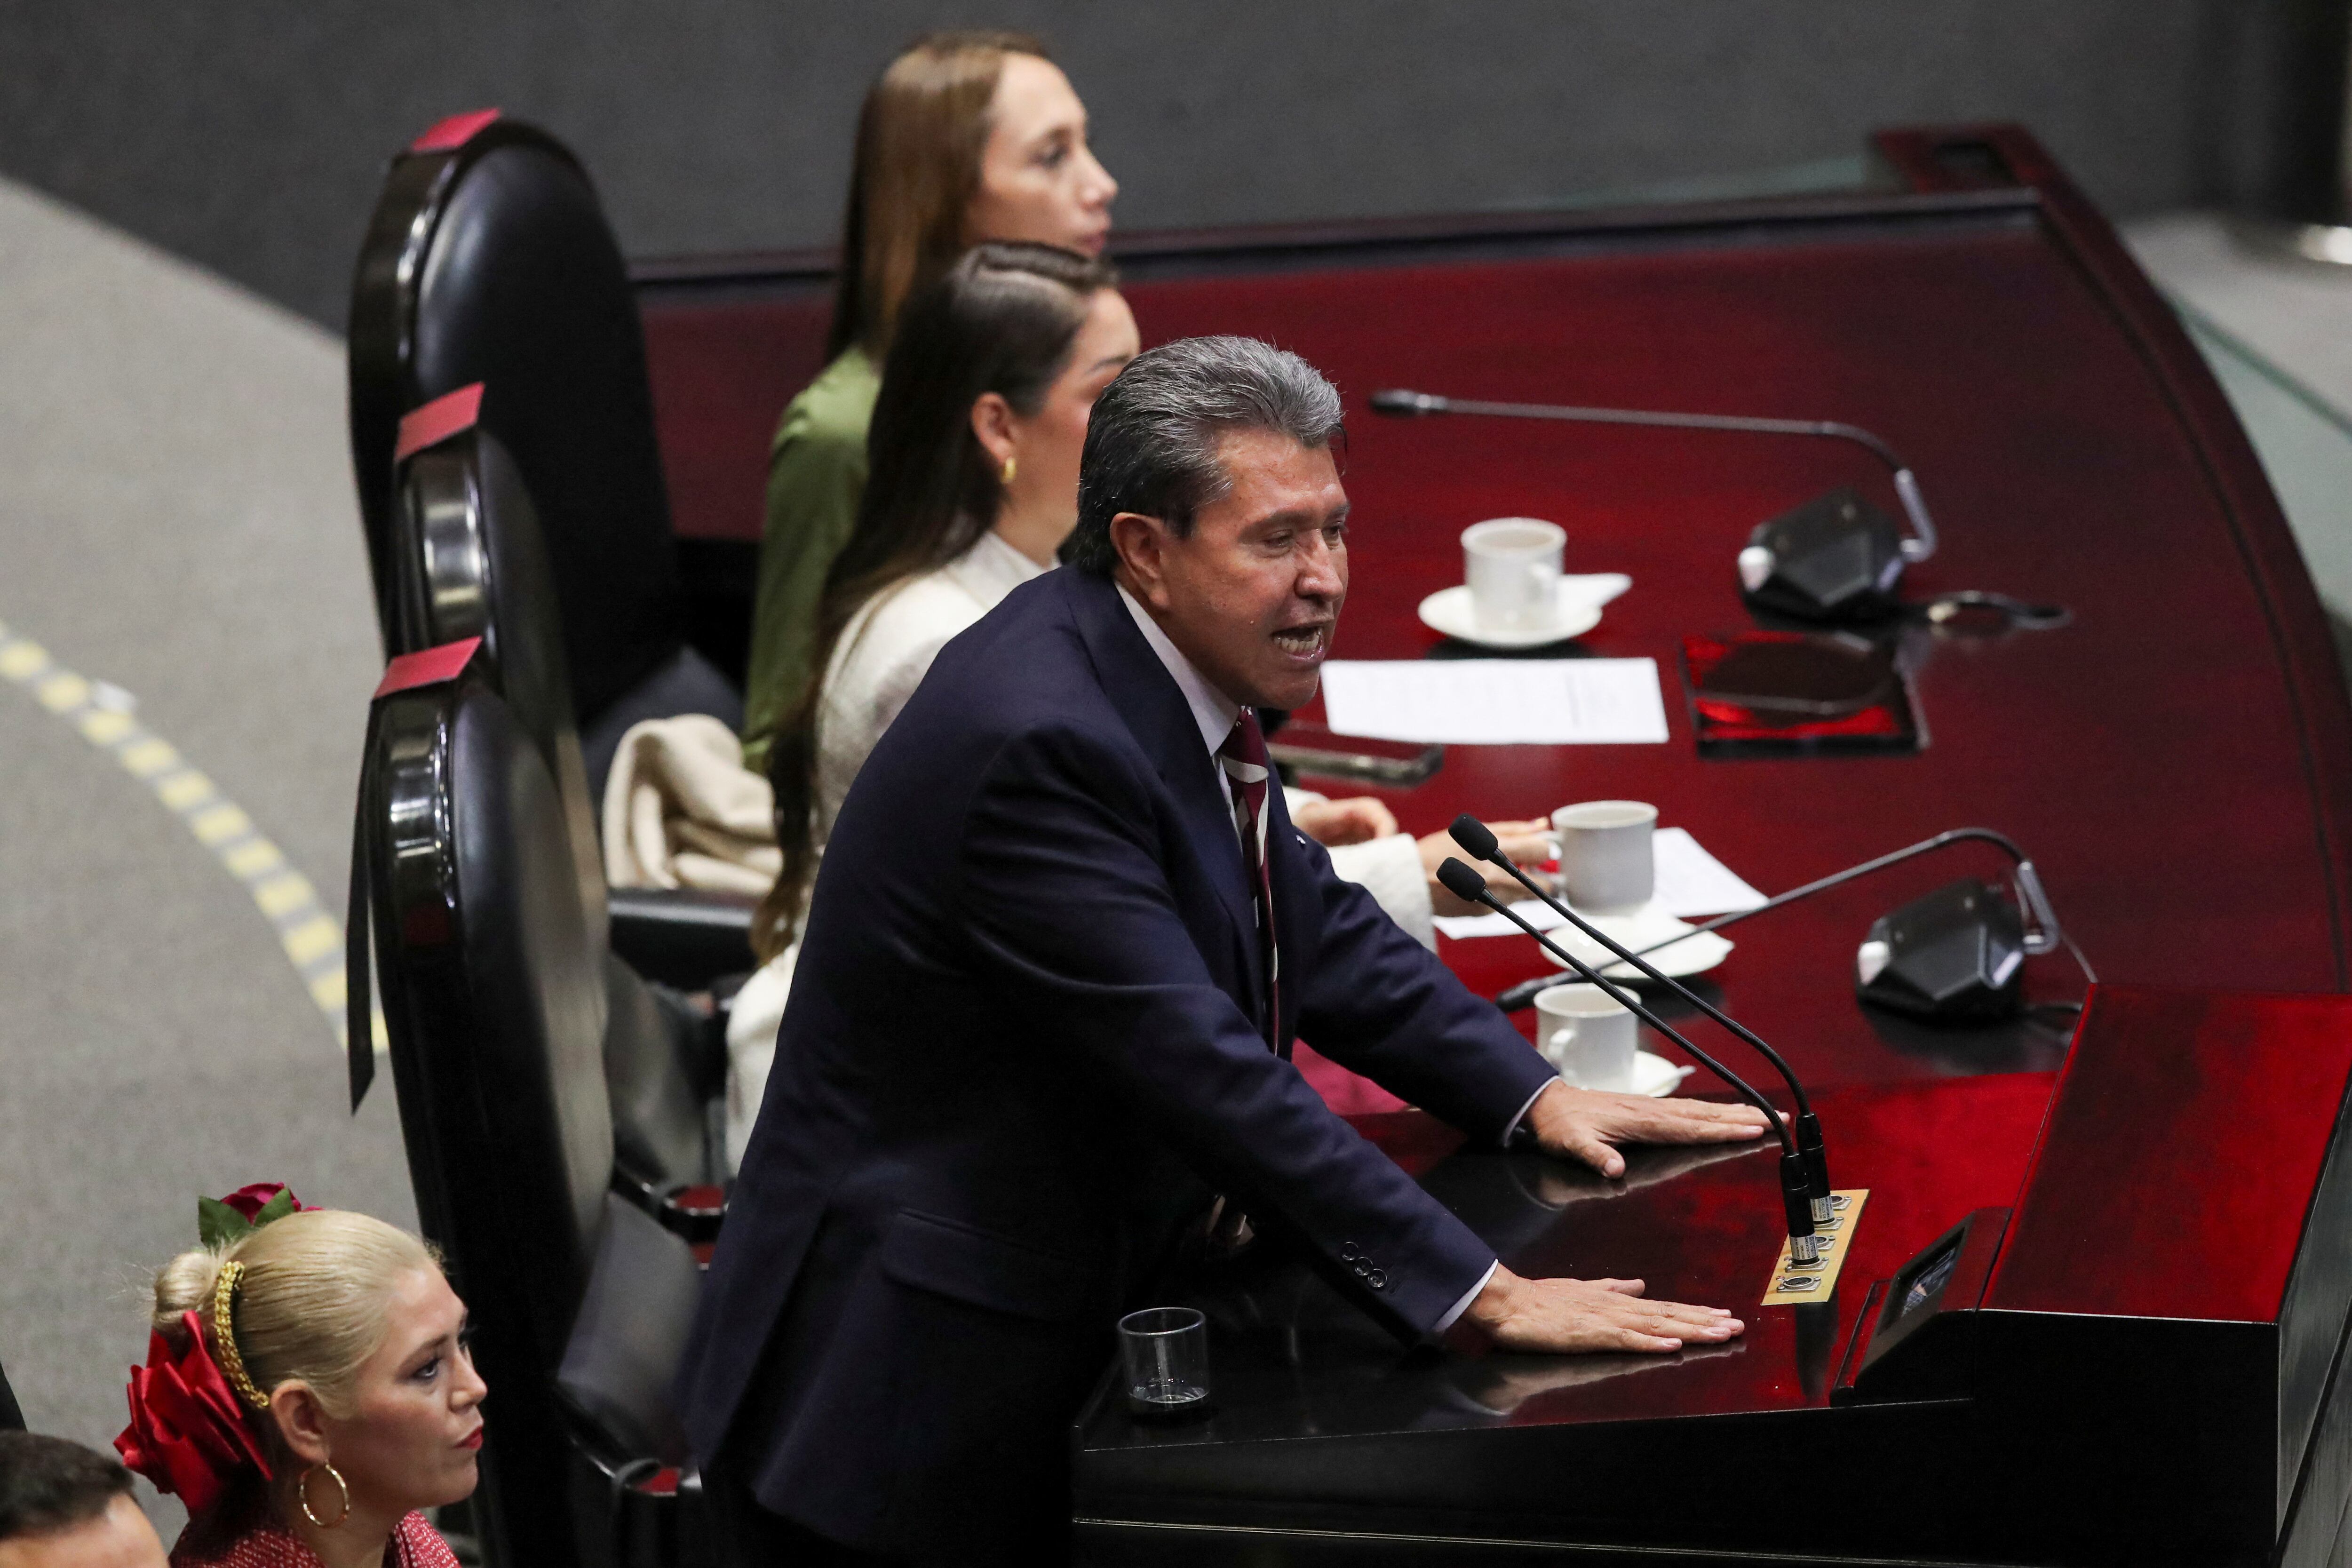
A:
[1370,386,1937,562]
[1632,827,2061,962]
[1434,858,1823,1263]
[1451,816,1835,1226]
[1493,826,2090,1019]
[1371,386,1939,621]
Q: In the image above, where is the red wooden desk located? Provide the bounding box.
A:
[638,125,2352,1098]
[630,126,2352,1562]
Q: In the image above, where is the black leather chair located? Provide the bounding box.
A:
[390,385,755,989]
[353,647,712,1568]
[352,632,728,1234]
[348,109,742,804]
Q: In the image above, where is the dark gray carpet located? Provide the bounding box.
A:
[0,176,412,1536]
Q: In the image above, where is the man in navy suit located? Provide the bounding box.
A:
[680,337,1771,1564]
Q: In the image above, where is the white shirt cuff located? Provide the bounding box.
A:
[1434,1080,1555,1337]
[1435,1259,1499,1334]
[1499,1078,1554,1148]
[1325,832,1436,950]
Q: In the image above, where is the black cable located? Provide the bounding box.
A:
[1916,590,2070,633]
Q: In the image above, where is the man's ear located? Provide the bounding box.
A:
[1108,511,1173,607]
[269,1383,333,1467]
[969,392,1017,471]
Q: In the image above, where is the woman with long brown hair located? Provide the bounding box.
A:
[723,242,1135,1164]
[740,31,1118,772]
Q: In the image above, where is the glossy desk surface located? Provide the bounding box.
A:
[1071,986,2352,1564]
[1088,1071,2053,1449]
[639,126,2352,1101]
[631,127,2352,1562]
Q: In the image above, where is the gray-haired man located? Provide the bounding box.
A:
[681,337,1769,1566]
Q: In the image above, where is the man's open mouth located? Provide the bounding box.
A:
[1271,623,1331,659]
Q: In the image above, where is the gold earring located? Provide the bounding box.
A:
[1000,455,1017,485]
[298,1463,350,1529]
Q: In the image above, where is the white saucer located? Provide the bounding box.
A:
[1542,900,1733,980]
[1629,1050,1697,1097]
[1417,574,1632,648]
[1559,1050,1695,1098]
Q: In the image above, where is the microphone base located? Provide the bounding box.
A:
[1855,878,2028,1021]
[1740,486,1907,622]
[1763,1190,1870,1306]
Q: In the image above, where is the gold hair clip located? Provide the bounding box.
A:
[210,1260,269,1410]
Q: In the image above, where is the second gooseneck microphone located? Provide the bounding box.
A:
[1448,815,1836,1226]
[1432,857,1823,1263]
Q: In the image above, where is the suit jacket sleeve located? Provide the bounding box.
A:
[954,722,1507,1338]
[1281,820,1558,1138]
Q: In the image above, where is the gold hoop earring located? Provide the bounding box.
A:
[1000,455,1017,485]
[298,1463,350,1529]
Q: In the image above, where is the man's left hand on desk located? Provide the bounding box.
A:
[1523,1078,1777,1178]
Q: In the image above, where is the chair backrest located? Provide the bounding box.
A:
[350,111,682,725]
[390,390,609,954]
[384,415,721,1199]
[362,658,613,1568]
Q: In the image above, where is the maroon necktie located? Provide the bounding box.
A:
[1218,711,1281,1052]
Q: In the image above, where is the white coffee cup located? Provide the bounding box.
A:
[1534,983,1639,1091]
[1551,800,1658,914]
[1462,518,1566,631]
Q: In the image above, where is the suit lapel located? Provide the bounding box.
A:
[1263,786,1318,1049]
[1063,572,1265,1008]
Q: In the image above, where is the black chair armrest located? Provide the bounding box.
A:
[610,1168,728,1247]
[565,1432,708,1568]
[607,887,756,989]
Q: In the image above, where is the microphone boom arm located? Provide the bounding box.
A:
[1370,387,1939,563]
[1453,816,1832,1218]
[1438,862,1796,1159]
[1438,858,1821,1257]
[1630,826,2064,962]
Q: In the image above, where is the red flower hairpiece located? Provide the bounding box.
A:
[197,1182,312,1249]
[218,1182,310,1222]
[115,1310,273,1515]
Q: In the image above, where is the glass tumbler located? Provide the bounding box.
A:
[1119,1306,1211,1420]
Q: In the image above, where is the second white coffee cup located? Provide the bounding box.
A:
[1534,982,1639,1091]
[1462,517,1566,631]
[1551,799,1658,913]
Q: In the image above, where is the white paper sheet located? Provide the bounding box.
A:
[1652,827,1767,918]
[1317,658,1669,746]
[1431,827,1767,939]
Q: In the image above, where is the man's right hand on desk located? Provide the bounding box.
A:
[1463,1267,1745,1355]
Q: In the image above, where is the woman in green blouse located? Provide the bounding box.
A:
[742,30,1118,770]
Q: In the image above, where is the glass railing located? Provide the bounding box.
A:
[2175,303,2352,685]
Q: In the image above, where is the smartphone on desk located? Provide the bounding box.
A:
[1265,722,1443,787]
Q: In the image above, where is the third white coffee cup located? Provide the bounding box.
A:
[1534,983,1639,1091]
[1462,517,1565,631]
[1551,799,1658,913]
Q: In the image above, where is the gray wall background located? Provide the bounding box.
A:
[0,1,2251,332]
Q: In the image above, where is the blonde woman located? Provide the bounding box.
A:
[116,1187,484,1568]
[742,30,1119,771]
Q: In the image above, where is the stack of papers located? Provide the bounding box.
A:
[1319,658,1669,746]
[1432,827,1766,940]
